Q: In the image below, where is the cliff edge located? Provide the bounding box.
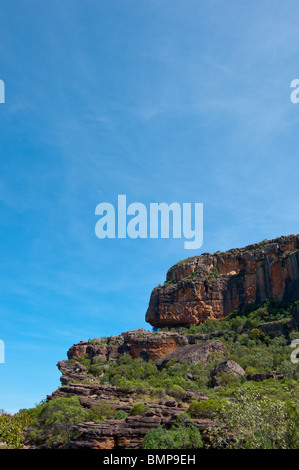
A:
[146,234,299,327]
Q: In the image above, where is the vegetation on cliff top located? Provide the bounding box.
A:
[175,234,299,265]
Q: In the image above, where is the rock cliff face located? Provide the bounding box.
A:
[43,234,299,450]
[146,234,299,328]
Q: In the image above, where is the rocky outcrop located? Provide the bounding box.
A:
[246,372,284,382]
[67,329,231,365]
[211,360,246,378]
[70,416,162,449]
[65,316,299,377]
[47,380,136,410]
[48,359,209,411]
[67,329,189,363]
[156,340,226,369]
[257,317,299,338]
[70,416,216,449]
[210,360,246,387]
[146,234,299,327]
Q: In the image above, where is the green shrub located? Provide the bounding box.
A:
[88,364,103,377]
[249,328,263,340]
[187,399,226,418]
[113,410,127,420]
[130,403,149,416]
[211,267,219,277]
[163,279,177,287]
[88,339,101,345]
[142,423,204,449]
[208,390,299,449]
[152,388,166,399]
[276,361,299,379]
[25,396,94,448]
[0,410,31,448]
[245,365,259,375]
[168,384,186,402]
[76,354,91,368]
[91,400,117,420]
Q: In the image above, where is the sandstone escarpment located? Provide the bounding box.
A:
[146,234,299,327]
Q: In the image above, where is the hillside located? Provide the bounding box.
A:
[2,235,299,450]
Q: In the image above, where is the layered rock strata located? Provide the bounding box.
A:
[146,234,299,327]
[45,234,299,449]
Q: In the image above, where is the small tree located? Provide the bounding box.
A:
[27,396,93,447]
[168,384,186,402]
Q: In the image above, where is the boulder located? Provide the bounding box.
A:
[210,360,246,387]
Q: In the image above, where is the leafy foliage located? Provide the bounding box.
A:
[187,398,227,418]
[142,422,204,449]
[90,400,117,420]
[114,410,127,420]
[26,396,96,448]
[130,403,149,416]
[0,410,31,448]
[208,389,299,449]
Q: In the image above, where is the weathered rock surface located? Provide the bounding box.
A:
[257,317,299,338]
[146,234,299,327]
[67,329,189,363]
[156,340,226,369]
[210,360,246,387]
[70,416,216,449]
[67,328,232,365]
[211,360,246,378]
[70,416,162,449]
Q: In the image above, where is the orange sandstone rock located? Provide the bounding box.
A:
[146,234,299,327]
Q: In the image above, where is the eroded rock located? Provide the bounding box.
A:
[146,234,299,327]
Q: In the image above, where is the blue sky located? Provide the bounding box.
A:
[0,0,299,412]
